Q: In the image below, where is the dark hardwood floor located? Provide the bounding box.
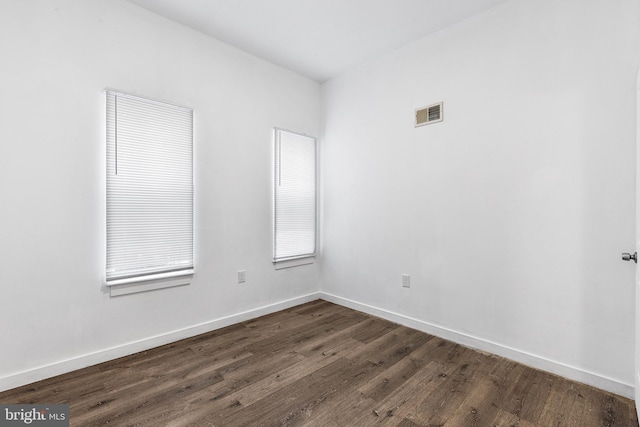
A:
[0,300,637,426]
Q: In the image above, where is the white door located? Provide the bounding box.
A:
[635,76,640,417]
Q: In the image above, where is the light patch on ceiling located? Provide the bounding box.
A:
[127,0,510,82]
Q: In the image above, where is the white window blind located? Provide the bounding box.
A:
[273,128,317,262]
[106,90,194,285]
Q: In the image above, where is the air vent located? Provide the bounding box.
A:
[415,102,443,127]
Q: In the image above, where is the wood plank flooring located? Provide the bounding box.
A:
[0,300,636,426]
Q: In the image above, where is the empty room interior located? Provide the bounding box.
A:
[2,0,640,425]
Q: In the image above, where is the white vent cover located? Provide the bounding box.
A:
[415,102,443,127]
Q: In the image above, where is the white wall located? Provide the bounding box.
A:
[0,0,320,389]
[320,0,640,396]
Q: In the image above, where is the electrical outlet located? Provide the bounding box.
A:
[238,270,246,284]
[402,274,410,288]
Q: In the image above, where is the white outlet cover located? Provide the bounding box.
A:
[402,274,410,288]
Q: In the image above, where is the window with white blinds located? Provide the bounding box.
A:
[273,128,317,262]
[106,90,194,285]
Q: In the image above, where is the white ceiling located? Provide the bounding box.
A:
[127,0,510,82]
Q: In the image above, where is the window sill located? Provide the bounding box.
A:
[274,257,315,270]
[107,273,193,296]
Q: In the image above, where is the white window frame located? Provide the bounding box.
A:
[105,90,194,294]
[273,128,318,267]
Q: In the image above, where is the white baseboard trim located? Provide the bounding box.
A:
[320,292,635,400]
[0,292,321,393]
